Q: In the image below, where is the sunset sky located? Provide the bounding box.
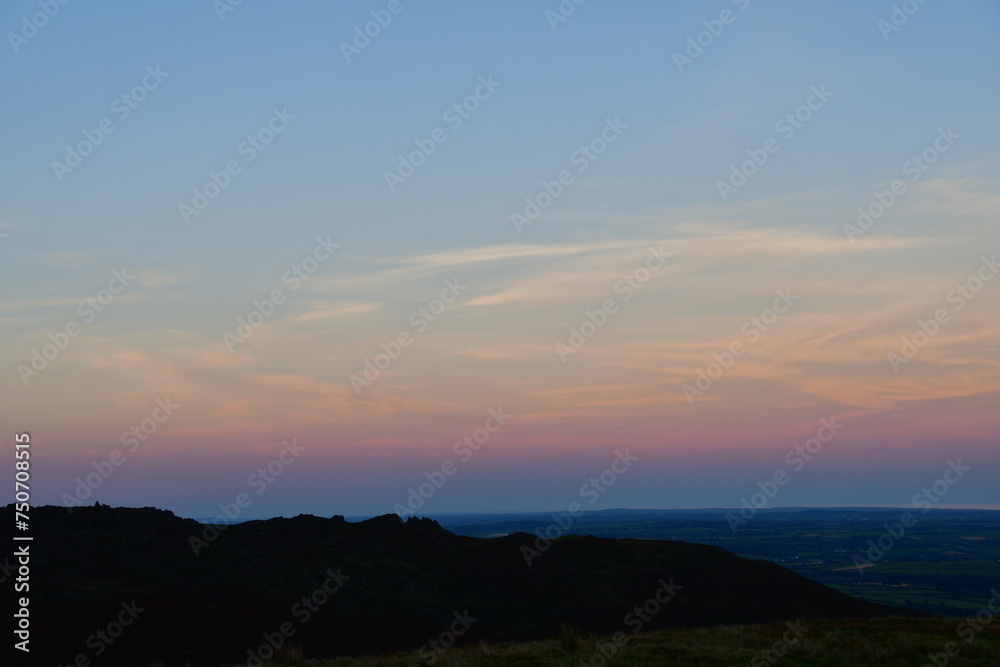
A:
[2,0,998,517]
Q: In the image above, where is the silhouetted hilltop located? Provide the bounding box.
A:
[4,505,924,665]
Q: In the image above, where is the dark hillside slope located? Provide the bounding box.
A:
[3,505,923,665]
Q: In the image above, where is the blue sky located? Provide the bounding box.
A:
[2,1,999,517]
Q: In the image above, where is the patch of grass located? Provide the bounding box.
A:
[558,623,585,653]
[291,617,1000,667]
[272,643,306,664]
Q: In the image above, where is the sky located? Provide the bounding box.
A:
[2,0,998,518]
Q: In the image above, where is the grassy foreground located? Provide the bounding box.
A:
[219,617,1000,667]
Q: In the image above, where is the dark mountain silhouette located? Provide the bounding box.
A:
[5,505,924,665]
